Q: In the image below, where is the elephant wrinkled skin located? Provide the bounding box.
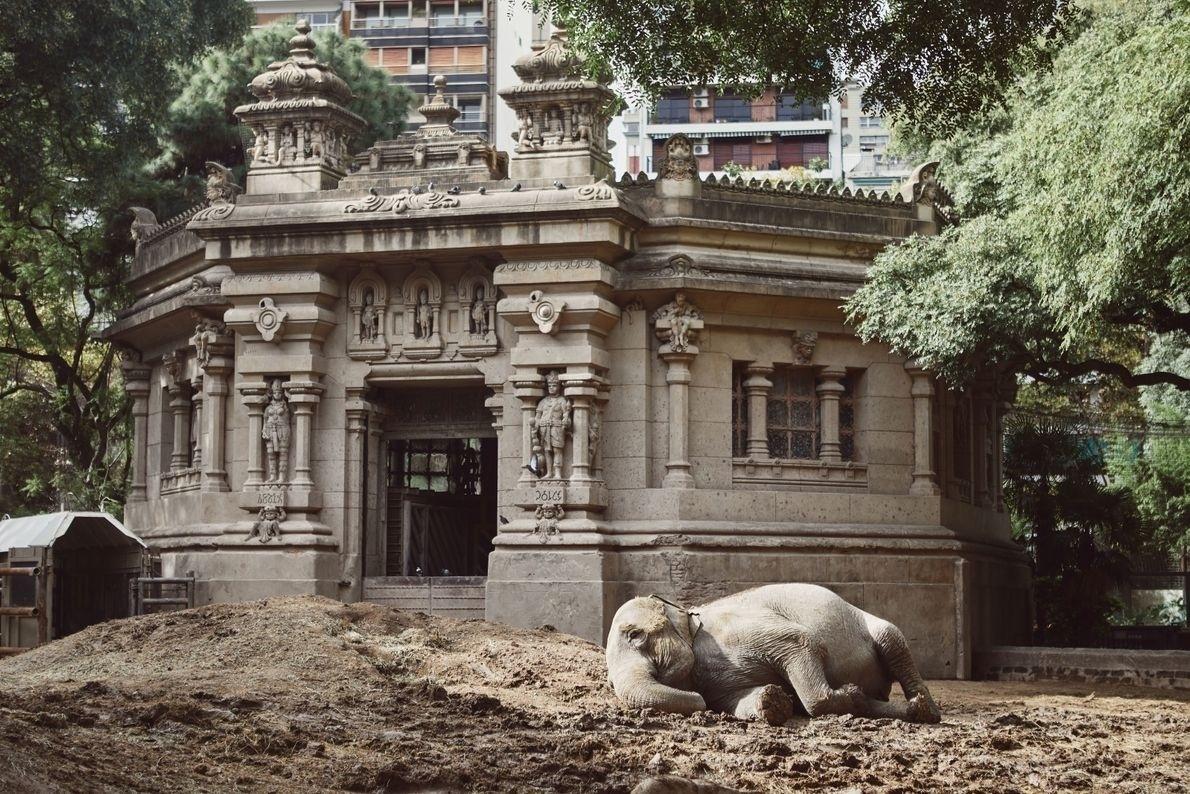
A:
[605,584,942,725]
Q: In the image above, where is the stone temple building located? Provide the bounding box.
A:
[106,21,1029,677]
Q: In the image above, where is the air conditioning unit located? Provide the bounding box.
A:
[692,97,710,109]
[692,88,710,98]
[755,134,773,144]
[692,143,710,156]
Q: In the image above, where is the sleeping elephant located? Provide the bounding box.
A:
[605,584,941,725]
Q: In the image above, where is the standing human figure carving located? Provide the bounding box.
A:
[262,379,291,483]
[360,288,379,341]
[470,285,487,336]
[668,292,696,351]
[415,288,432,339]
[530,372,571,479]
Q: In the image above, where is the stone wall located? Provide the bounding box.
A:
[975,646,1190,691]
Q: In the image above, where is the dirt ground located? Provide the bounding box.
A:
[0,597,1186,793]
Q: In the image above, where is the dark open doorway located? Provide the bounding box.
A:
[385,436,497,577]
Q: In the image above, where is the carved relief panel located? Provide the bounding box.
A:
[398,266,444,360]
[347,268,388,360]
[456,265,497,357]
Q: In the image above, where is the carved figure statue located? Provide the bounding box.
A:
[251,129,271,165]
[204,162,241,205]
[360,288,380,342]
[415,288,432,339]
[529,371,571,479]
[574,103,593,142]
[261,379,291,483]
[309,120,324,159]
[278,125,296,164]
[544,108,562,145]
[413,143,427,169]
[456,143,470,166]
[516,114,536,150]
[192,319,223,367]
[658,133,697,181]
[792,330,819,366]
[248,504,287,543]
[469,286,487,336]
[534,503,564,538]
[606,584,942,725]
[671,291,694,349]
[588,406,601,465]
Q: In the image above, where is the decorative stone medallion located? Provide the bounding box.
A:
[254,297,288,342]
[529,290,565,335]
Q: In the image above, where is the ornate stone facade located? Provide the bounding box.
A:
[103,20,1027,679]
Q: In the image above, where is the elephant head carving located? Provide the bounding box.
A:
[605,596,706,715]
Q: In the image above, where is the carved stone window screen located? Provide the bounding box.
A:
[767,368,818,460]
[952,396,972,498]
[838,375,856,461]
[731,362,749,457]
[389,437,483,496]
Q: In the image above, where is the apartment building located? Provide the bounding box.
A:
[618,88,844,182]
[249,0,495,137]
[837,82,912,191]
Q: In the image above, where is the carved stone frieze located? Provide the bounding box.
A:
[658,134,698,181]
[576,179,614,201]
[343,189,460,214]
[248,504,286,543]
[533,503,564,540]
[204,162,242,205]
[191,203,235,222]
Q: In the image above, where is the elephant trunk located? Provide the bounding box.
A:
[608,653,706,715]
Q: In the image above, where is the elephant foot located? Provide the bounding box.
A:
[754,684,794,726]
[906,691,942,724]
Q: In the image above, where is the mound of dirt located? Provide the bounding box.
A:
[1,596,1187,792]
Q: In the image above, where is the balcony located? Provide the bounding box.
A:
[430,15,486,28]
[353,16,416,30]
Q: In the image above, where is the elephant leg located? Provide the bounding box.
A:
[863,615,941,724]
[781,645,869,718]
[717,684,795,726]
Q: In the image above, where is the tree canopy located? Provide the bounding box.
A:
[0,4,412,514]
[847,0,1190,396]
[152,23,413,213]
[533,0,1072,132]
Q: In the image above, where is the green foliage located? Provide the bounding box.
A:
[1004,414,1140,645]
[532,0,1073,134]
[152,24,413,211]
[0,0,252,515]
[849,0,1190,395]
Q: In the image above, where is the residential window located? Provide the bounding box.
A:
[775,96,823,121]
[654,93,689,124]
[411,47,427,66]
[731,142,751,164]
[859,134,890,147]
[624,122,640,138]
[714,94,751,122]
[456,95,483,122]
[860,115,883,128]
[459,0,484,25]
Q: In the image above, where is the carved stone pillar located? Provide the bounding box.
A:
[743,364,773,458]
[513,374,544,483]
[565,379,599,483]
[239,383,269,489]
[906,364,941,496]
[190,373,204,468]
[121,358,152,502]
[344,386,376,600]
[816,366,847,463]
[661,351,697,489]
[199,328,234,492]
[284,379,323,490]
[164,353,192,473]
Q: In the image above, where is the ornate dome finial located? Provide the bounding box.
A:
[415,74,460,137]
[288,18,316,61]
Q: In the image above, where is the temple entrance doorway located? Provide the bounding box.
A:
[385,436,497,577]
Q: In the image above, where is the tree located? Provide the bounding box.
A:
[1004,414,1138,644]
[532,0,1073,133]
[847,0,1190,395]
[151,23,414,212]
[0,0,254,513]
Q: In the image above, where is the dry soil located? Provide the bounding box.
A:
[0,596,1186,792]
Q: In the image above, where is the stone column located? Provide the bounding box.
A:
[284,379,323,490]
[816,366,847,463]
[513,374,544,483]
[906,364,941,496]
[743,364,773,458]
[566,379,599,483]
[239,383,269,489]
[164,353,192,473]
[344,387,371,600]
[121,358,152,502]
[660,350,697,489]
[200,332,234,492]
[190,373,204,468]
